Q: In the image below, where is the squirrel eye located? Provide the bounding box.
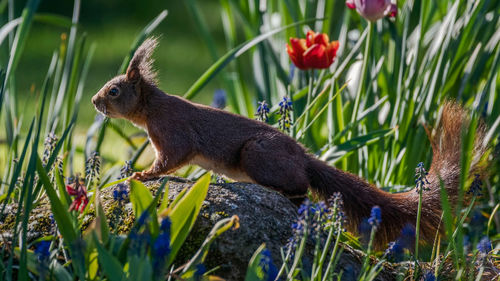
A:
[109,87,119,96]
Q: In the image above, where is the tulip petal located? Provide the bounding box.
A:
[287,32,339,70]
[66,185,77,196]
[304,44,330,69]
[287,38,308,69]
[306,30,316,47]
[314,33,330,46]
[352,0,391,22]
[388,3,397,18]
[326,41,340,63]
[346,0,356,9]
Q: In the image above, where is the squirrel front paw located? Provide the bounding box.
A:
[131,171,155,181]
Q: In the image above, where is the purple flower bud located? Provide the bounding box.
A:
[346,0,397,22]
[477,236,492,254]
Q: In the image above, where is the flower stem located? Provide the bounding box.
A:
[287,225,308,279]
[321,229,342,281]
[301,69,315,139]
[415,189,423,261]
[312,222,335,280]
[359,226,377,280]
[351,22,373,124]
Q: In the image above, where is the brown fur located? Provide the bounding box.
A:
[92,38,487,248]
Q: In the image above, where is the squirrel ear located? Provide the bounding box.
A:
[126,37,159,84]
[126,67,141,84]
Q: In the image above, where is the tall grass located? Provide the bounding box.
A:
[0,0,499,280]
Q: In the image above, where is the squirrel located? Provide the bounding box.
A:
[92,37,487,248]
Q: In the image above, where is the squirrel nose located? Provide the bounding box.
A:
[92,96,97,106]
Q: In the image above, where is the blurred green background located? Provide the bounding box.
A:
[9,0,227,127]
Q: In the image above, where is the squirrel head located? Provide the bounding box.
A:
[92,37,159,120]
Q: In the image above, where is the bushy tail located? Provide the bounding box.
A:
[305,102,487,248]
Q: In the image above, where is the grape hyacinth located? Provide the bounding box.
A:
[119,160,133,179]
[310,201,329,242]
[423,271,436,281]
[286,197,344,255]
[360,206,383,247]
[327,192,346,234]
[194,264,206,281]
[286,199,312,254]
[469,210,486,238]
[278,96,293,132]
[211,89,227,109]
[463,235,472,253]
[153,217,171,276]
[368,205,381,228]
[467,174,483,196]
[42,133,58,166]
[113,183,129,203]
[255,100,270,122]
[85,151,101,186]
[110,183,129,229]
[128,211,152,257]
[259,248,278,281]
[49,156,64,184]
[35,241,51,278]
[384,224,415,261]
[215,174,226,184]
[415,162,430,193]
[477,236,492,254]
[476,236,493,265]
[35,241,50,261]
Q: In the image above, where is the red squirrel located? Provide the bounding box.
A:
[92,38,487,247]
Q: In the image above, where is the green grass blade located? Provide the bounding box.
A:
[36,155,78,243]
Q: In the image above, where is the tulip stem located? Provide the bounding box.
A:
[351,22,373,124]
[302,69,314,138]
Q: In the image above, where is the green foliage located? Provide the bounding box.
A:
[0,0,499,280]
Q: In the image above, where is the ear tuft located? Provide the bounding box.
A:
[126,36,160,84]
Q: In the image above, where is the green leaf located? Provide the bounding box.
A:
[128,255,153,281]
[167,173,211,265]
[34,13,73,28]
[14,247,73,281]
[438,178,458,270]
[35,156,77,244]
[244,244,266,281]
[0,18,22,46]
[95,188,110,244]
[0,0,40,113]
[321,128,396,163]
[94,233,126,281]
[54,168,71,209]
[129,179,154,218]
[0,119,34,216]
[181,215,239,276]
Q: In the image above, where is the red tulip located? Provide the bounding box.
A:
[286,31,339,70]
[346,0,397,22]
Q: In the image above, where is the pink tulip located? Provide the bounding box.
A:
[346,0,397,22]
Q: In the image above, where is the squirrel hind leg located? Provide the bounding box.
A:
[239,138,309,200]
